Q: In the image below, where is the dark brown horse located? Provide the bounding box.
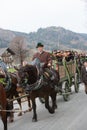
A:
[17,64,58,122]
[0,83,8,130]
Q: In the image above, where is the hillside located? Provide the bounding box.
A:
[0,26,87,51]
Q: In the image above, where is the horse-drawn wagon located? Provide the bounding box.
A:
[58,57,80,101]
[51,50,81,101]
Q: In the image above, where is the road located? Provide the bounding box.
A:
[0,83,87,130]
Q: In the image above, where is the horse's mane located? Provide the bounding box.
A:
[21,64,38,84]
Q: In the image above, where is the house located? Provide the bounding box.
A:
[0,48,15,67]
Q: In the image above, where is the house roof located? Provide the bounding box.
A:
[0,48,15,56]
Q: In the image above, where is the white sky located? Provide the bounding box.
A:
[0,0,86,33]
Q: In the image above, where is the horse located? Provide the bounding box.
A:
[6,72,32,122]
[0,83,8,130]
[5,72,22,122]
[0,71,32,123]
[16,64,59,122]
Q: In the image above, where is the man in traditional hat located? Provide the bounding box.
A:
[32,42,51,68]
[32,42,60,91]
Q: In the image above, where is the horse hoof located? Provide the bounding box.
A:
[9,118,14,123]
[54,105,57,109]
[32,118,37,122]
[51,111,55,114]
[29,108,32,111]
[49,109,55,114]
[24,109,30,113]
[18,112,22,116]
[85,91,87,94]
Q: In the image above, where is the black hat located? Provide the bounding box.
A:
[36,42,44,48]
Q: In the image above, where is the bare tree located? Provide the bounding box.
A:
[9,36,28,65]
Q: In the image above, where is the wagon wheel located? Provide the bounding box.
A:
[74,73,79,93]
[62,81,70,101]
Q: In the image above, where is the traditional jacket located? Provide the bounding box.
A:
[32,51,51,67]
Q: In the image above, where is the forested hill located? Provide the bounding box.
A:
[0,26,87,50]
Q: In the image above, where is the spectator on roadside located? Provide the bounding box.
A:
[0,57,11,91]
[81,60,87,94]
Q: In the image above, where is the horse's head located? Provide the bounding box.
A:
[16,66,28,86]
[16,64,38,89]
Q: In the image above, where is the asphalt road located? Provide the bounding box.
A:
[0,83,87,130]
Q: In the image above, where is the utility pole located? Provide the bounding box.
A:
[58,33,60,50]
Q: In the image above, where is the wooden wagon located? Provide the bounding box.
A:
[39,55,81,103]
[56,57,81,101]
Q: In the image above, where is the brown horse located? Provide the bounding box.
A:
[0,71,32,122]
[6,72,32,122]
[0,83,8,130]
[6,72,22,122]
[17,64,58,122]
[0,72,23,122]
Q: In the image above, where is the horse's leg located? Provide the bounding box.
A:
[31,98,37,122]
[50,92,57,110]
[84,84,87,94]
[23,95,32,113]
[8,101,14,122]
[45,95,55,114]
[27,95,32,111]
[1,112,7,130]
[15,92,22,116]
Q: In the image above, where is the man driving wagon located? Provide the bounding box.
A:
[32,42,60,89]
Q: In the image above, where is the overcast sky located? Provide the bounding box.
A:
[0,0,86,33]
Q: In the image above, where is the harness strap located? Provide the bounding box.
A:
[25,76,44,91]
